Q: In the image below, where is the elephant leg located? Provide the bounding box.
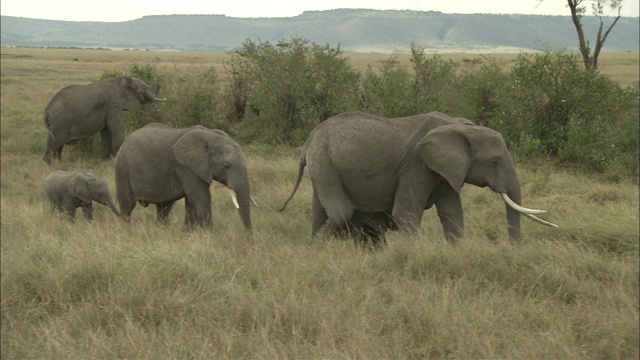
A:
[177,170,213,229]
[107,110,125,157]
[100,128,112,158]
[43,132,65,164]
[116,187,136,222]
[313,187,354,238]
[311,190,328,236]
[391,206,422,235]
[183,197,197,228]
[156,201,175,224]
[392,184,429,235]
[434,187,464,243]
[82,203,94,221]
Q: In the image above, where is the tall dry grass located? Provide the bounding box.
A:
[1,47,638,359]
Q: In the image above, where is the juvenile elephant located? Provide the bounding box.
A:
[43,76,164,164]
[280,111,556,244]
[115,123,252,231]
[42,170,121,220]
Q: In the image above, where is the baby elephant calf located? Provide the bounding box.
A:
[42,170,121,220]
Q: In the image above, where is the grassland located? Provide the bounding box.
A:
[1,47,638,359]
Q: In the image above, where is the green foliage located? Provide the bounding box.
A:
[517,132,545,158]
[358,54,414,117]
[490,49,638,178]
[358,44,457,117]
[128,62,160,84]
[160,66,224,130]
[452,56,508,126]
[409,43,457,113]
[226,38,360,143]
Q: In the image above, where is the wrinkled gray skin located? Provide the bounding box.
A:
[115,123,252,231]
[42,170,121,221]
[43,76,161,164]
[280,111,525,245]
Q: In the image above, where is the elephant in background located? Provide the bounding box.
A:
[42,170,121,220]
[115,123,252,231]
[43,76,164,164]
[280,111,556,245]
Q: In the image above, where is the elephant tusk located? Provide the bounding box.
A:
[228,189,258,209]
[524,213,559,228]
[229,189,239,209]
[500,193,547,215]
[154,97,167,102]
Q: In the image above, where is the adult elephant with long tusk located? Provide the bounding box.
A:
[43,76,165,164]
[279,111,557,245]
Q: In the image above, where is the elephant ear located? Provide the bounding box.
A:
[416,124,471,193]
[67,174,92,203]
[173,130,213,184]
[115,77,143,111]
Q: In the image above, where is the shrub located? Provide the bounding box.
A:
[358,54,414,117]
[488,49,638,179]
[452,56,508,126]
[226,38,360,143]
[408,43,457,114]
[358,44,457,118]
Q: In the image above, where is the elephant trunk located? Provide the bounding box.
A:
[503,183,522,242]
[103,197,122,218]
[228,176,252,232]
[144,84,166,102]
[500,182,559,241]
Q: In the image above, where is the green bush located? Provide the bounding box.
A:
[452,56,508,126]
[358,54,414,117]
[358,44,457,118]
[488,49,638,179]
[226,38,360,143]
[408,44,456,114]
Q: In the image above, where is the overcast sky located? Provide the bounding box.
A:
[1,0,638,22]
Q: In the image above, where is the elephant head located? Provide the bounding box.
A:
[113,76,164,112]
[173,129,252,230]
[417,123,556,241]
[69,173,121,217]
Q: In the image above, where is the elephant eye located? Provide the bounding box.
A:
[223,162,231,169]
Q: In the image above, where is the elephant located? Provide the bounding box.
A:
[115,123,252,231]
[279,111,557,245]
[41,170,121,221]
[43,76,164,165]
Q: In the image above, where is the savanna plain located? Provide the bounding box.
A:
[1,47,638,359]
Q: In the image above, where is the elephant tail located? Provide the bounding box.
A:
[278,155,306,212]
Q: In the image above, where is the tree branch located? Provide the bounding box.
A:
[593,6,621,68]
[567,0,592,68]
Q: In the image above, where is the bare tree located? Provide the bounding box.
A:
[539,0,623,70]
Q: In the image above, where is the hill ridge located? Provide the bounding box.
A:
[1,9,638,52]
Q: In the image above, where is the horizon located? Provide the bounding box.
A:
[2,0,638,22]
